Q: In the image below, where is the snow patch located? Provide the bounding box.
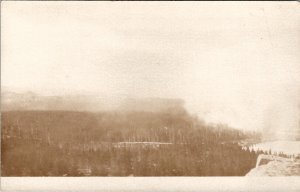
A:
[249,140,300,156]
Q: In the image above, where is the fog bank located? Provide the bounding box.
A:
[2,2,300,134]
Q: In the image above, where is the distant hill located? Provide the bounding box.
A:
[1,91,186,113]
[119,97,186,114]
[1,91,105,111]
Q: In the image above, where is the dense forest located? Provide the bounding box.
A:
[2,110,261,176]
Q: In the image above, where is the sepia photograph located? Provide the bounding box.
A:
[1,1,300,191]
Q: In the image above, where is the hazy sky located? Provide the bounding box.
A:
[2,2,300,131]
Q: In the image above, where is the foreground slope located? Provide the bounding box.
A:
[246,158,300,176]
[246,141,300,176]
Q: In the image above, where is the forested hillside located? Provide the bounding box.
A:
[2,110,260,176]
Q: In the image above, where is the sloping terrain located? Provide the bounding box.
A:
[246,158,300,176]
[246,141,300,176]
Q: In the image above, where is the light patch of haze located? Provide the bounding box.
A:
[2,2,300,133]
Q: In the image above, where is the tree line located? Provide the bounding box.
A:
[2,110,260,176]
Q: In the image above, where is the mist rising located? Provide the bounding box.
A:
[2,2,300,135]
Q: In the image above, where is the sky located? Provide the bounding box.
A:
[2,2,300,132]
